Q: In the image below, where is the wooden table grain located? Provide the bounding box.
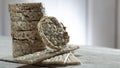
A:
[1,36,120,68]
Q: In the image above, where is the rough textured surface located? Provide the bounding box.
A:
[9,3,45,12]
[11,21,38,30]
[10,11,43,21]
[9,3,45,21]
[11,30,38,40]
[38,16,69,50]
[12,39,45,58]
[11,30,45,58]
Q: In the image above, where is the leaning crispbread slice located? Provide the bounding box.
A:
[37,16,69,50]
[41,52,80,65]
[14,45,79,64]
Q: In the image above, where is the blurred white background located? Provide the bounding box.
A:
[0,0,120,48]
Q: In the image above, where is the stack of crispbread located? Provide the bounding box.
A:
[9,3,46,58]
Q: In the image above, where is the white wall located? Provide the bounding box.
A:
[0,0,4,35]
[0,0,87,45]
[0,1,2,35]
[117,0,120,48]
[88,0,117,48]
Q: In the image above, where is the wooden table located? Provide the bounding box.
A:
[1,36,120,68]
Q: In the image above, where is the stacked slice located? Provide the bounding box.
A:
[9,3,46,58]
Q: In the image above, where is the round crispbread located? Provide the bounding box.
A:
[38,16,69,50]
